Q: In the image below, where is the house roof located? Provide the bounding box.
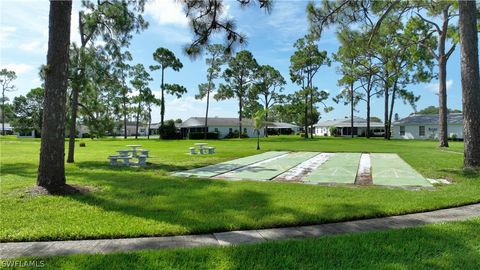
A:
[269,122,299,129]
[393,113,463,125]
[314,117,384,128]
[179,117,298,129]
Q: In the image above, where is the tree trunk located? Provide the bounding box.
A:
[1,93,5,135]
[459,0,480,169]
[37,0,72,192]
[257,130,260,150]
[437,7,450,147]
[204,80,211,140]
[135,102,141,139]
[438,56,449,147]
[304,90,308,140]
[123,93,127,139]
[67,85,79,163]
[160,67,165,139]
[384,83,389,140]
[309,87,314,139]
[387,80,398,140]
[147,107,151,139]
[366,94,371,139]
[350,82,354,138]
[238,98,243,139]
[264,108,268,137]
[264,94,269,138]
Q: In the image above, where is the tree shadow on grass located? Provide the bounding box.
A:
[1,162,38,179]
[74,161,195,174]
[439,168,480,179]
[45,168,388,240]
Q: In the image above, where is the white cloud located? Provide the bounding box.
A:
[266,2,308,39]
[155,26,191,44]
[1,63,34,75]
[145,0,189,27]
[19,40,43,52]
[0,26,16,46]
[426,80,453,93]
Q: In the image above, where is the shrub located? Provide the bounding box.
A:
[329,126,337,137]
[81,133,90,138]
[160,120,182,140]
[161,132,182,140]
[299,132,307,138]
[224,132,249,138]
[188,132,219,140]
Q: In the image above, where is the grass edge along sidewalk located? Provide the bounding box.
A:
[0,204,478,263]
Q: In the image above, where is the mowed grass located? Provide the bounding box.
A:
[0,136,479,241]
[9,218,480,270]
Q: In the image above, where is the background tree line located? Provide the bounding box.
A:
[1,0,476,192]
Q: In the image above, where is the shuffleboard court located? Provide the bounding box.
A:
[303,153,361,184]
[172,151,289,178]
[370,153,432,187]
[215,152,319,181]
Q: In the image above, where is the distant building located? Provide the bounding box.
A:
[114,121,149,136]
[314,117,385,137]
[179,117,299,139]
[0,123,14,135]
[0,122,37,137]
[392,113,463,140]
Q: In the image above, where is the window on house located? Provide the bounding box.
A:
[229,128,233,133]
[243,128,247,133]
[214,128,219,132]
[419,126,425,136]
[400,126,405,136]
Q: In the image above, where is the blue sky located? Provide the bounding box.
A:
[0,0,463,123]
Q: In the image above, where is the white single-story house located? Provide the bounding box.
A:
[179,117,299,139]
[0,123,14,135]
[314,117,385,137]
[393,113,463,140]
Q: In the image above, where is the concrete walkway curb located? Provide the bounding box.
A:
[1,203,479,259]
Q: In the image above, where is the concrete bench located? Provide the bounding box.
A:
[109,155,133,166]
[189,147,197,155]
[207,147,216,154]
[139,149,149,157]
[138,155,148,166]
[116,150,133,157]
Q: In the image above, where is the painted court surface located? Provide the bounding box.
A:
[174,151,433,188]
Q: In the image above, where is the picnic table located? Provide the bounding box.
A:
[194,143,208,154]
[126,145,142,157]
[109,145,150,166]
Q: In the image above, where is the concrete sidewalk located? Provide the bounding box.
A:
[1,203,479,259]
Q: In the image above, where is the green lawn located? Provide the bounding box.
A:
[7,218,480,270]
[0,136,479,242]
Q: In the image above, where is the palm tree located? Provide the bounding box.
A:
[253,109,266,150]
